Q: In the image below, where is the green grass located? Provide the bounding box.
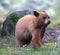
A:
[0,41,60,55]
[0,35,60,55]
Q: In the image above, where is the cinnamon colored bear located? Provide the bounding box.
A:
[15,11,50,49]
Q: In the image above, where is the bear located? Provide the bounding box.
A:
[15,11,50,49]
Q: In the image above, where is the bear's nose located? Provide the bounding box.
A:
[48,21,50,24]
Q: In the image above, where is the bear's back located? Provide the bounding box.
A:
[16,15,36,28]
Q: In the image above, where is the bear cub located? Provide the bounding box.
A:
[15,11,50,49]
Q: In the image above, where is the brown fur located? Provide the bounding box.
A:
[15,11,50,49]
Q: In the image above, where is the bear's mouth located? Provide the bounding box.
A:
[45,20,51,26]
[35,20,50,29]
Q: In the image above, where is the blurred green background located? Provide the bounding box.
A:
[0,0,60,28]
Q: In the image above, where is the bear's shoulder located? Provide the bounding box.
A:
[18,15,36,22]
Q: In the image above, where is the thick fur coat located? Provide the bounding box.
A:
[15,11,50,49]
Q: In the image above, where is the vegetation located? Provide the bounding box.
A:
[0,39,60,55]
[48,7,60,29]
[0,35,60,55]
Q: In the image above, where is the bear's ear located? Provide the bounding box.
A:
[34,11,39,17]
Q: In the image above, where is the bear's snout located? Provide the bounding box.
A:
[44,18,50,25]
[47,21,50,25]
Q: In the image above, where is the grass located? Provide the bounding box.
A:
[0,35,60,55]
[0,42,60,55]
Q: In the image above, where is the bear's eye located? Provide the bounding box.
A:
[43,17,46,20]
[48,16,50,19]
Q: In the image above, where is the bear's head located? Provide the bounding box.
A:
[34,11,50,29]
